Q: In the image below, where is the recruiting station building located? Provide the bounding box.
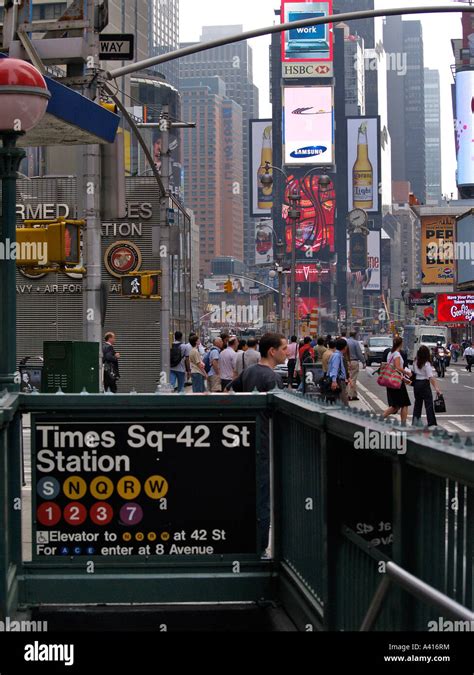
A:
[15,177,192,392]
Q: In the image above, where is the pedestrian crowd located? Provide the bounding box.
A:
[102,329,472,431]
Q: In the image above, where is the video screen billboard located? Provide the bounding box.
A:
[249,120,273,217]
[437,293,474,324]
[456,210,474,288]
[347,117,380,213]
[282,171,335,258]
[421,216,455,286]
[281,0,333,62]
[281,0,333,78]
[283,86,334,165]
[455,71,474,188]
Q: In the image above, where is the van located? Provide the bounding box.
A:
[402,325,450,364]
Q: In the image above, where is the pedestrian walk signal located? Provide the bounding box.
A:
[224,279,233,293]
[121,272,161,298]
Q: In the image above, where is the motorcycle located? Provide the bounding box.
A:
[432,349,447,378]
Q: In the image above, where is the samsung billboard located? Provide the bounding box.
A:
[282,85,334,165]
[455,70,474,189]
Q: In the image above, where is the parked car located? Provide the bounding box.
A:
[365,336,393,365]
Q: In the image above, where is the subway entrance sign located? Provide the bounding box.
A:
[32,419,257,558]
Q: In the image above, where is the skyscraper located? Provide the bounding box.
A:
[180,26,259,267]
[424,69,442,204]
[181,76,243,277]
[343,31,366,116]
[148,0,180,88]
[333,0,375,48]
[384,16,426,203]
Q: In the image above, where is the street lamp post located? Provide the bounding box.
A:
[288,190,301,337]
[260,163,302,336]
[316,260,323,334]
[0,58,50,391]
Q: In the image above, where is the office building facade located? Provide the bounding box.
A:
[424,68,442,204]
[384,16,426,203]
[180,26,259,268]
[148,0,180,88]
[181,76,244,277]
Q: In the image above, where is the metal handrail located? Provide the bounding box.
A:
[360,561,474,631]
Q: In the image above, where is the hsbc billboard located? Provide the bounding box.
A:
[282,62,333,79]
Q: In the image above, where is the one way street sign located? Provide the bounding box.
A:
[99,34,135,61]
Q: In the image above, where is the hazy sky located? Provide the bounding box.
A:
[179,0,465,196]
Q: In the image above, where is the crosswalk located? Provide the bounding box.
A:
[355,383,474,437]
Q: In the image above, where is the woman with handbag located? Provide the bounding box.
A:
[382,337,411,423]
[412,345,441,429]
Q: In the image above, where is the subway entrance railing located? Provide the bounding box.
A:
[0,390,472,630]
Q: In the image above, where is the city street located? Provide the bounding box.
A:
[352,363,474,437]
[0,0,473,653]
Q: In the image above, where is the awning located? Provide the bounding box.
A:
[0,54,120,146]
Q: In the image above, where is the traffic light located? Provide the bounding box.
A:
[224,279,233,293]
[100,100,118,114]
[16,220,81,266]
[47,221,80,264]
[121,272,161,298]
[142,273,160,296]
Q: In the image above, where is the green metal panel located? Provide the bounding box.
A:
[42,341,100,393]
[20,562,277,606]
[0,395,22,620]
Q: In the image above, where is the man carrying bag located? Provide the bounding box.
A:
[103,332,120,393]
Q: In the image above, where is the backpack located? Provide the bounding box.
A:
[301,347,314,365]
[170,343,183,368]
[204,348,218,374]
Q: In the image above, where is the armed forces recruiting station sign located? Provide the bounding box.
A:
[33,419,257,558]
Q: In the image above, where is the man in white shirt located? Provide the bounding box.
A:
[219,336,238,391]
[463,344,474,372]
[235,338,261,376]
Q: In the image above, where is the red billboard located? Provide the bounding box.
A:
[436,293,474,324]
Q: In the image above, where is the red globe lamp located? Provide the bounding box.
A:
[0,57,50,133]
